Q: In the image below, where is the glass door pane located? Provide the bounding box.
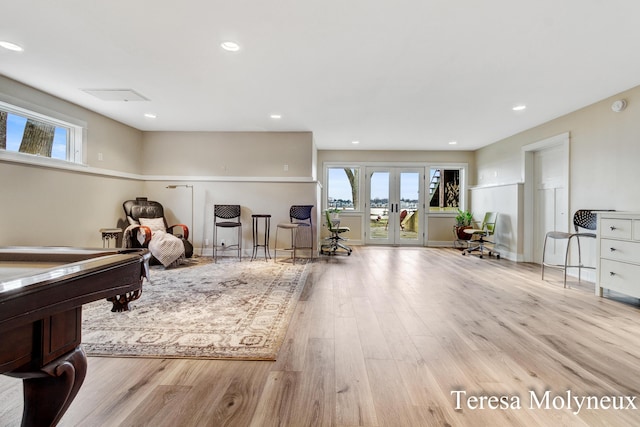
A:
[368,170,391,243]
[399,171,421,243]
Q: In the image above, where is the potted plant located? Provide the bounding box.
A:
[327,207,341,221]
[455,209,474,240]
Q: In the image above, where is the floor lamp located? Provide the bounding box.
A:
[166,185,194,245]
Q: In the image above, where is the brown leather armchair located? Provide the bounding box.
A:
[123,197,194,262]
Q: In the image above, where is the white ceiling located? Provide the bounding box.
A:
[1,1,640,151]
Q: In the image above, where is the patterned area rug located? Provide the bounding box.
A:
[82,257,309,360]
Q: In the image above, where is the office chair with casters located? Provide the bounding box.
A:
[213,204,242,262]
[541,209,598,287]
[275,205,314,263]
[462,212,500,259]
[321,210,352,256]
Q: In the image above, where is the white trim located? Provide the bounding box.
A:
[145,175,316,183]
[0,149,90,171]
[0,94,87,128]
[0,155,320,184]
[469,182,524,190]
[323,163,364,212]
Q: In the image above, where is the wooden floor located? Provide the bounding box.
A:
[2,247,640,426]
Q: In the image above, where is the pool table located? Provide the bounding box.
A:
[0,246,150,427]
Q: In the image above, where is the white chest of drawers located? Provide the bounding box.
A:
[596,212,640,299]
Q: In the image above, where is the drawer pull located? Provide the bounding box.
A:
[610,226,617,231]
[610,271,616,276]
[610,247,617,252]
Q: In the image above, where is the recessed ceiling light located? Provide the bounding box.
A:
[0,41,24,52]
[220,41,240,52]
[270,114,282,119]
[512,104,527,111]
[144,113,157,119]
[448,141,457,145]
[352,140,360,145]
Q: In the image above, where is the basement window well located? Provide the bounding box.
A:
[0,99,85,166]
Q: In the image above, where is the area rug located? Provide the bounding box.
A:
[81,257,309,360]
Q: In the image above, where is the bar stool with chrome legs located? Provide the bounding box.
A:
[275,205,313,263]
[541,209,599,287]
[213,204,242,262]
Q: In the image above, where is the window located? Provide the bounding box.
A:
[326,166,360,211]
[429,167,465,212]
[0,100,83,164]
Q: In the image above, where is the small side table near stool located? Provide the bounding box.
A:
[251,214,271,261]
[100,228,122,248]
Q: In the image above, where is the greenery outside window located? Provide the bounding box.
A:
[0,100,83,164]
[429,167,465,212]
[326,166,360,211]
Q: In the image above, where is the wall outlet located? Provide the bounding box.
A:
[284,164,289,171]
[98,152,103,161]
[205,238,209,246]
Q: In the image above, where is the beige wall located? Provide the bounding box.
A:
[476,84,640,209]
[141,131,314,178]
[0,77,320,252]
[0,162,143,247]
[474,84,640,261]
[0,75,143,174]
[140,131,319,256]
[0,76,145,247]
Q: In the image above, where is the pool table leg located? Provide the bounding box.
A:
[18,346,87,427]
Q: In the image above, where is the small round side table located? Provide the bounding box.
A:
[251,214,271,261]
[100,228,122,248]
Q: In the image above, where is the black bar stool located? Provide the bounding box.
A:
[213,204,242,262]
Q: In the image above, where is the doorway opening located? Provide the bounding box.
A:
[523,132,570,263]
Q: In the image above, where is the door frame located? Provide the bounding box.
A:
[522,132,570,263]
[364,166,425,246]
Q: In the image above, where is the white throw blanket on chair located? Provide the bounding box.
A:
[124,226,185,268]
[148,230,185,267]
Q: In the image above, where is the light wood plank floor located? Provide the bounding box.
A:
[2,247,640,426]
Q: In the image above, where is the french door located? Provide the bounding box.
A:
[365,167,424,245]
